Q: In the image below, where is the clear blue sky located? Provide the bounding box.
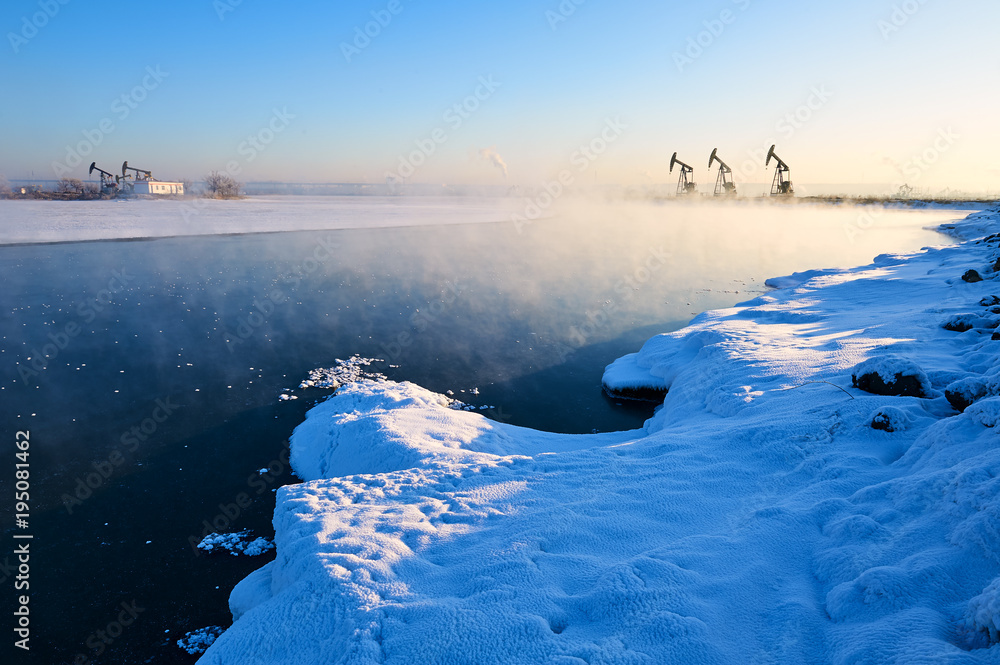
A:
[1,0,997,192]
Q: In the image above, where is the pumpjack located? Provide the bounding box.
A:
[708,148,736,197]
[765,145,793,196]
[669,152,697,195]
[122,161,153,181]
[88,162,118,195]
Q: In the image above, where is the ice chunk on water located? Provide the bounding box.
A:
[177,625,224,654]
[197,531,274,556]
[298,355,387,390]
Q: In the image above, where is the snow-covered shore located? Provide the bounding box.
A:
[200,206,1000,664]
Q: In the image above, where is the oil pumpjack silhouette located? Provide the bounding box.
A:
[669,152,697,195]
[766,144,793,196]
[667,145,794,198]
[708,148,736,197]
[88,162,118,195]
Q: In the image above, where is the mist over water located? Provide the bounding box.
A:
[0,198,966,664]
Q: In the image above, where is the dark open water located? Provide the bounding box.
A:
[0,201,962,663]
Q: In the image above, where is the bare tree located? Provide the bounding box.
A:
[0,175,10,198]
[204,171,242,199]
[57,178,84,195]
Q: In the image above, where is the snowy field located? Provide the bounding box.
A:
[196,205,1000,664]
[0,196,527,245]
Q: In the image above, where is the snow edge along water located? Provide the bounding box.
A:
[199,205,1000,664]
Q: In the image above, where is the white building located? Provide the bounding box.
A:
[133,180,184,195]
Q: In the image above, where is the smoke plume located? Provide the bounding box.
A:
[478,147,508,179]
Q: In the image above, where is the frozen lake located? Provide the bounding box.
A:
[0,195,526,245]
[0,197,970,663]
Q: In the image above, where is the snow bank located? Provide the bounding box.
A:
[965,396,1000,428]
[200,205,1000,664]
[602,329,725,403]
[763,267,845,289]
[969,577,1000,642]
[290,379,633,481]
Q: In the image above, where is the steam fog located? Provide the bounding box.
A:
[3,196,964,459]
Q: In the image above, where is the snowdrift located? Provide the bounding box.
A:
[200,206,1000,664]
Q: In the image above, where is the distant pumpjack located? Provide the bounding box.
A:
[708,148,736,197]
[122,161,153,182]
[669,152,697,195]
[765,145,793,196]
[88,162,118,194]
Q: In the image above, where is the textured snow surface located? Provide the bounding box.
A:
[969,577,1000,643]
[763,267,846,289]
[0,196,525,245]
[201,207,1000,664]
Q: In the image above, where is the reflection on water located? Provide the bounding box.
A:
[0,200,964,663]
